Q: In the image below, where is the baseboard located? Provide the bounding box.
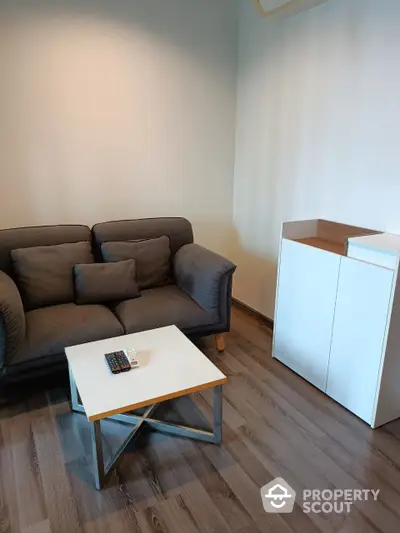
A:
[232,298,274,331]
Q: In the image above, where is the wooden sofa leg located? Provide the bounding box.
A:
[215,334,225,352]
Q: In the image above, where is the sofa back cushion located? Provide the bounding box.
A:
[0,225,91,276]
[74,260,141,305]
[92,218,193,258]
[11,242,93,310]
[101,237,171,290]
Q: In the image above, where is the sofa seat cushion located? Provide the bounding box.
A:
[10,303,124,366]
[114,285,215,335]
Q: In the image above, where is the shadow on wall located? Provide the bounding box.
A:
[229,230,277,320]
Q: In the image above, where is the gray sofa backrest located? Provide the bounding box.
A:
[0,225,91,276]
[0,218,193,276]
[92,217,193,257]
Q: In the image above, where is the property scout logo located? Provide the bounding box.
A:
[261,478,296,513]
[260,478,380,514]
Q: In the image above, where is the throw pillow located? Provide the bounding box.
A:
[101,236,171,290]
[74,260,141,305]
[11,241,93,310]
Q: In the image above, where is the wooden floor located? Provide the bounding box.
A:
[2,307,400,533]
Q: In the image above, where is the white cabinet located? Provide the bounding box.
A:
[326,258,393,425]
[274,239,340,391]
[273,219,400,428]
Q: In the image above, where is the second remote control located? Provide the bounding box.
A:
[115,351,131,372]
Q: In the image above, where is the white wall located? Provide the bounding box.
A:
[233,0,400,317]
[0,0,237,256]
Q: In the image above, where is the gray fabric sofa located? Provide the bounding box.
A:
[0,217,236,382]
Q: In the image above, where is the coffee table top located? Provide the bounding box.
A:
[65,326,227,422]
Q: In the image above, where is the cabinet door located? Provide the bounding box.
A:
[273,239,341,391]
[326,258,393,424]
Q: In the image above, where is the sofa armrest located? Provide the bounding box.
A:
[0,271,26,370]
[174,244,237,325]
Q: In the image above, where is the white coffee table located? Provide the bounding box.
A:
[65,325,227,490]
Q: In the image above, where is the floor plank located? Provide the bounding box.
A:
[1,307,400,532]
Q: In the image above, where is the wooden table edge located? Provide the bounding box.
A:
[86,376,228,422]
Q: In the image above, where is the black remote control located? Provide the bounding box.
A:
[105,352,121,374]
[116,351,131,373]
[105,351,131,374]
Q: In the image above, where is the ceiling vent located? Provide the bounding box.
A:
[253,0,329,18]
